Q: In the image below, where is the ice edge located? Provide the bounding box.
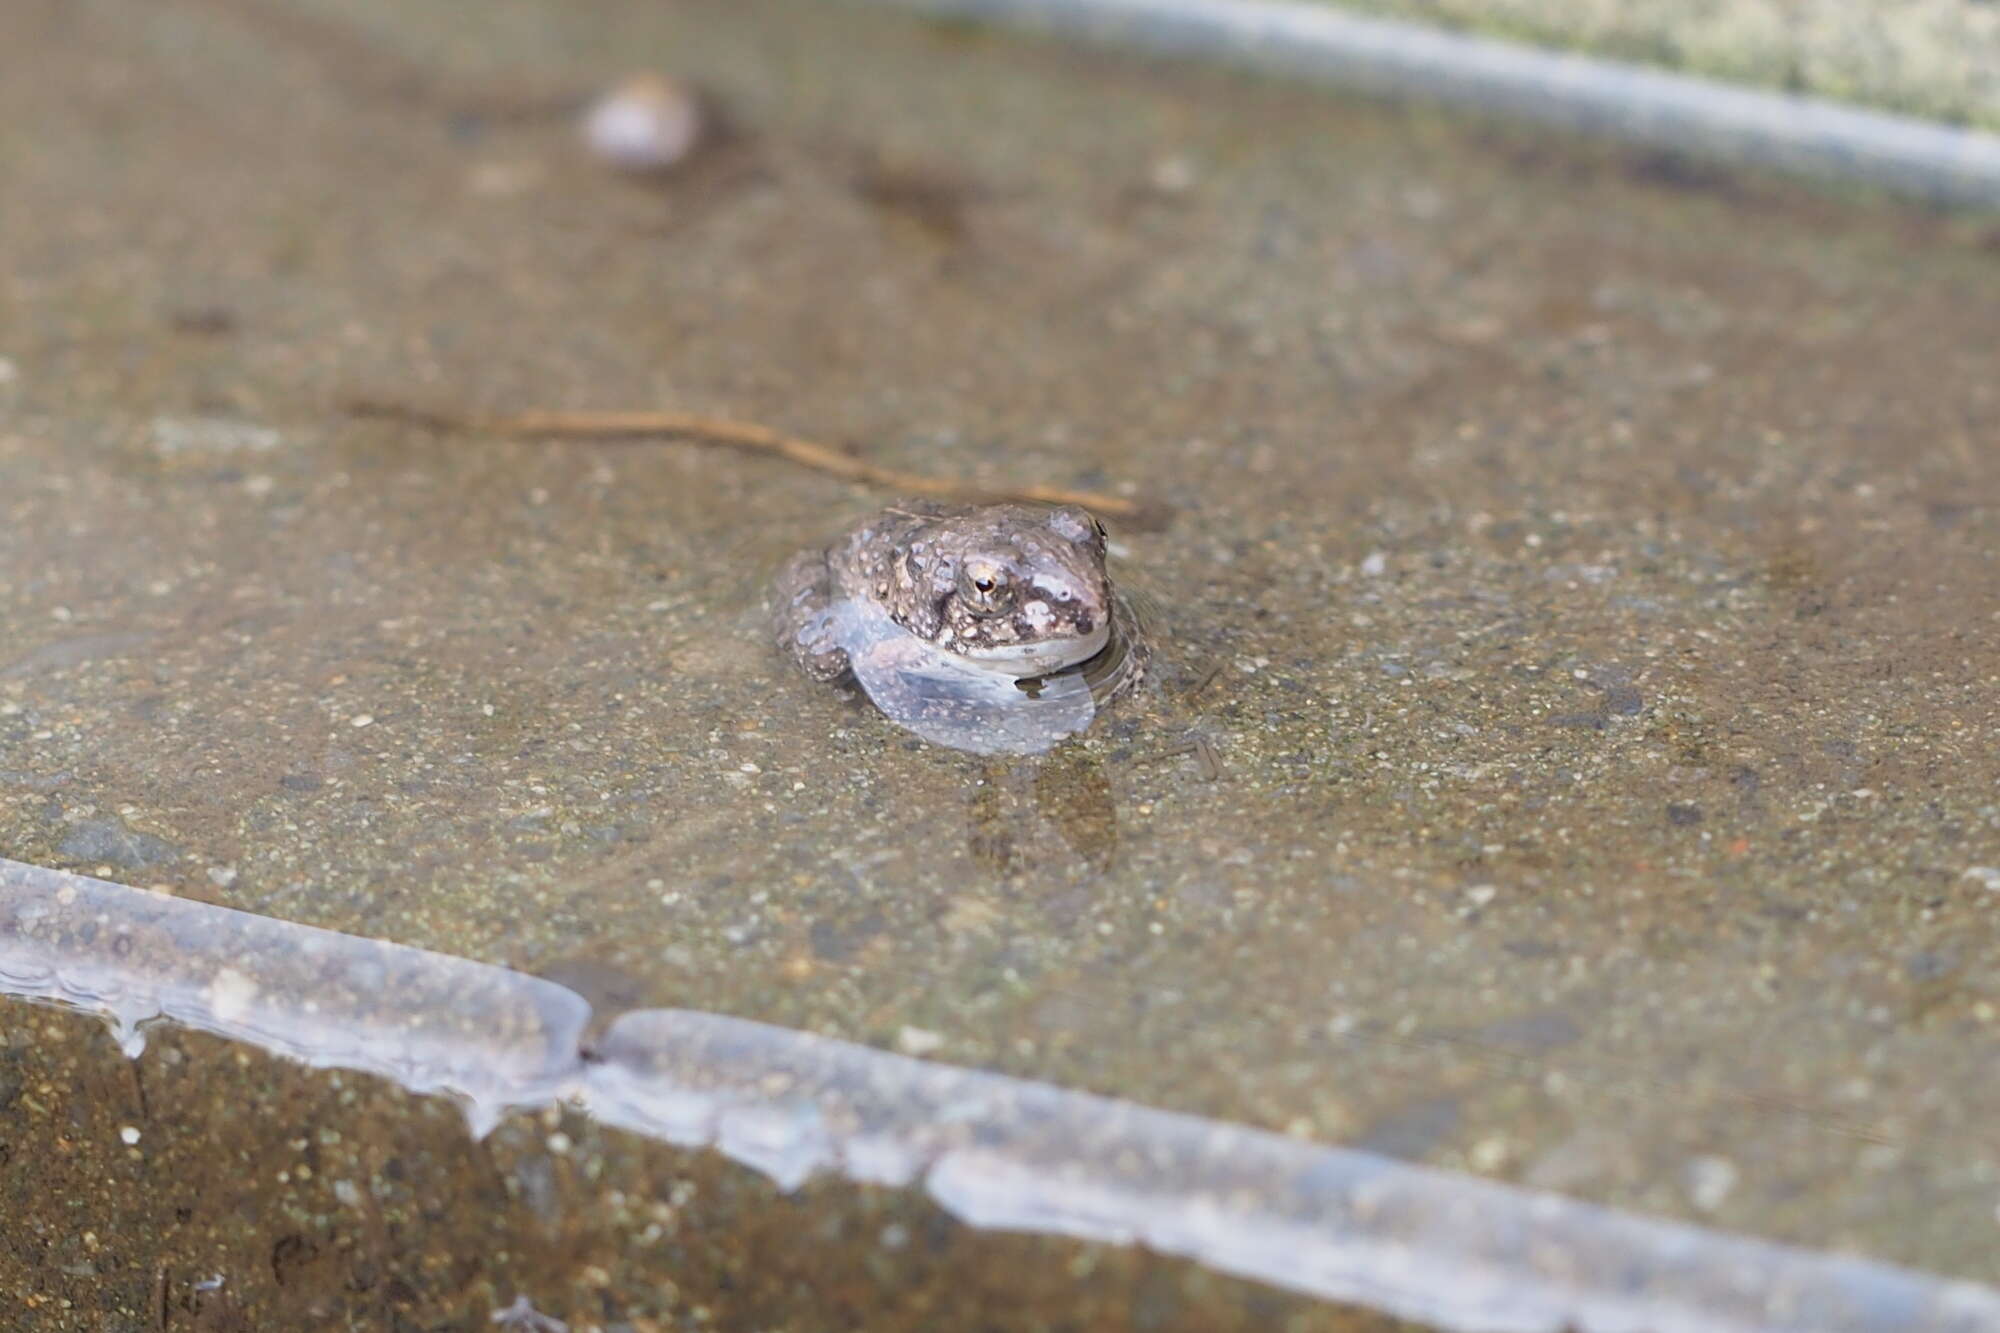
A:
[3,857,1995,1333]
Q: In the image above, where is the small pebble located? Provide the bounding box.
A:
[467,160,544,198]
[583,74,703,174]
[119,1126,141,1146]
[895,1025,944,1057]
[1149,155,1196,194]
[1685,1154,1739,1213]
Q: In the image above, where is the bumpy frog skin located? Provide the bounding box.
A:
[774,501,1149,754]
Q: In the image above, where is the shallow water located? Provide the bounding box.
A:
[2,0,2000,1325]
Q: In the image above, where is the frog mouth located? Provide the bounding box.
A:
[953,623,1111,678]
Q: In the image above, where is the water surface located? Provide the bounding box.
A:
[2,0,1998,1323]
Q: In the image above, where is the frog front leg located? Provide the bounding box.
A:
[772,549,851,682]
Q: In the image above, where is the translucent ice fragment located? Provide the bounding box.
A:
[580,1008,2000,1333]
[0,859,587,1134]
[814,594,1100,756]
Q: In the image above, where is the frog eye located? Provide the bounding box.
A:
[956,565,1015,614]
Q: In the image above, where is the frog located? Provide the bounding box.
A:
[773,500,1149,754]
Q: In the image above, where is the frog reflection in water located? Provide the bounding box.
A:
[774,501,1149,755]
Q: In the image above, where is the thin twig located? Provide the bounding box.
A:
[346,399,1168,528]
